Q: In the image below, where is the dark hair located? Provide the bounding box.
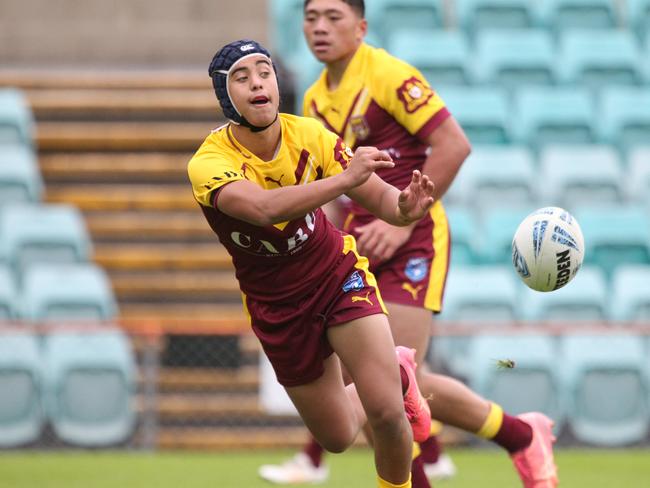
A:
[303,0,364,17]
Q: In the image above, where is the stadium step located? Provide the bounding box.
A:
[46,183,195,211]
[37,121,215,152]
[85,211,214,243]
[94,243,233,271]
[110,270,240,301]
[40,153,192,183]
[154,426,313,450]
[156,366,259,393]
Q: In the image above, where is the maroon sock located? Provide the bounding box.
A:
[492,413,533,454]
[411,455,432,488]
[303,437,324,467]
[419,435,441,464]
[399,365,409,395]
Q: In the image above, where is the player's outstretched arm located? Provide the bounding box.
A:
[347,169,435,227]
[216,147,394,226]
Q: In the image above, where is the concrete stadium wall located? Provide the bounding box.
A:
[0,0,269,67]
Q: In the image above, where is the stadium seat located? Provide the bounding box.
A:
[0,265,18,320]
[627,0,650,39]
[387,30,471,85]
[436,86,511,144]
[444,205,478,265]
[625,146,650,206]
[435,265,520,376]
[478,206,532,264]
[512,87,596,148]
[598,87,650,151]
[452,145,537,210]
[0,144,43,204]
[610,265,650,322]
[519,266,608,322]
[0,332,43,446]
[539,0,619,32]
[43,328,137,446]
[269,0,305,63]
[538,145,624,209]
[574,205,650,276]
[0,204,93,275]
[456,0,541,32]
[557,30,644,88]
[472,29,556,87]
[0,88,35,147]
[441,265,519,322]
[465,334,563,427]
[21,263,118,323]
[560,335,649,446]
[373,0,445,40]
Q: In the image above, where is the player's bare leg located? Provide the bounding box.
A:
[285,314,413,486]
[389,301,558,487]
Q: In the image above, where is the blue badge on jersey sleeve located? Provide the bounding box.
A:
[342,271,364,293]
[404,258,428,283]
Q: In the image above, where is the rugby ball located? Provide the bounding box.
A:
[511,207,584,292]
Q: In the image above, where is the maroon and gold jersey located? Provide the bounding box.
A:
[303,42,450,218]
[187,114,354,303]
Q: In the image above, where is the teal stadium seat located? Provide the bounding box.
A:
[373,0,444,40]
[0,265,18,320]
[560,335,649,446]
[538,145,623,209]
[456,0,541,32]
[610,266,650,322]
[269,0,305,63]
[479,206,532,264]
[625,147,650,206]
[466,334,562,428]
[451,145,537,210]
[512,87,596,148]
[0,204,92,274]
[0,332,43,446]
[557,30,644,88]
[435,265,519,376]
[472,29,556,87]
[627,0,650,39]
[598,87,650,151]
[519,266,608,322]
[575,205,650,276]
[0,144,43,204]
[21,263,118,323]
[539,0,618,33]
[444,205,478,265]
[0,88,34,147]
[437,86,511,144]
[43,329,136,446]
[388,31,471,85]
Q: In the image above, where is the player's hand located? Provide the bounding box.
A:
[355,219,415,264]
[344,146,395,189]
[397,170,435,224]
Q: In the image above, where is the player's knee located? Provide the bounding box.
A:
[366,402,406,435]
[318,431,354,453]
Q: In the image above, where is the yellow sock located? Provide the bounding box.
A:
[430,419,443,436]
[477,402,504,439]
[412,441,421,460]
[377,473,412,488]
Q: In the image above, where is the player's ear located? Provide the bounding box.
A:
[357,18,368,39]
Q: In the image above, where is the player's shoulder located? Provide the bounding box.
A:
[187,124,234,171]
[281,113,331,139]
[365,43,418,80]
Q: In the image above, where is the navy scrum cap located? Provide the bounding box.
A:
[209,39,277,132]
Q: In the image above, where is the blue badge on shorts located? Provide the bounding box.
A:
[405,258,428,283]
[342,271,364,293]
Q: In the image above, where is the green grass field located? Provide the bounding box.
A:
[2,448,650,487]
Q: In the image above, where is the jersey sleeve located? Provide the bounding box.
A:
[377,58,450,141]
[319,125,354,179]
[187,146,244,207]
